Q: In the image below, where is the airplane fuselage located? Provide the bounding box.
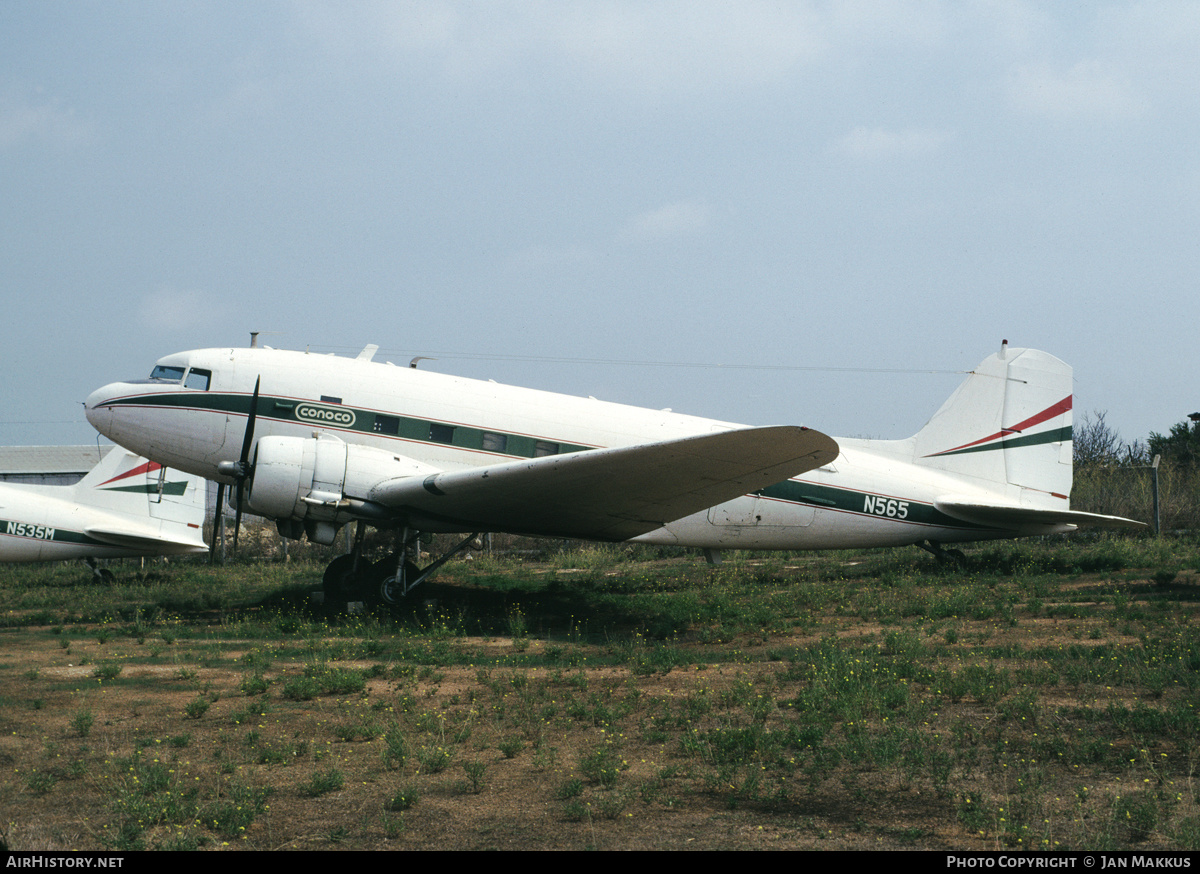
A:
[85,346,1057,551]
[1,484,139,561]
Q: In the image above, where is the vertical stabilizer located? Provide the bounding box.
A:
[911,345,1073,507]
[71,448,209,534]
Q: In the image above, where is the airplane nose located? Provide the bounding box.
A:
[84,384,117,434]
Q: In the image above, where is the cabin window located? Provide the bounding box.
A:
[534,440,559,457]
[429,424,456,445]
[184,368,211,390]
[374,415,400,435]
[149,365,185,382]
[482,432,508,453]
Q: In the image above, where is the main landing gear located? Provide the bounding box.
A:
[321,523,482,609]
[85,558,115,584]
[918,540,966,566]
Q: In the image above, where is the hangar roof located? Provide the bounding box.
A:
[0,445,114,477]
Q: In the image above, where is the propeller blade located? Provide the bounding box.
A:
[232,377,261,551]
[239,377,261,468]
[233,488,243,550]
[211,481,226,561]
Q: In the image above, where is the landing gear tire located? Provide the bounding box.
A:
[322,554,358,604]
[378,560,421,607]
[85,558,115,584]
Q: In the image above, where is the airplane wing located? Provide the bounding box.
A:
[84,526,210,555]
[368,426,839,540]
[935,498,1147,532]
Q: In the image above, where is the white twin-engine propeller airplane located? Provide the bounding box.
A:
[0,447,209,579]
[84,340,1143,604]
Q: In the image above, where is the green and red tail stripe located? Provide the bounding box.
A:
[98,459,164,488]
[924,395,1072,458]
[97,459,190,496]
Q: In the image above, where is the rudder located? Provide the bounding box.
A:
[911,343,1073,507]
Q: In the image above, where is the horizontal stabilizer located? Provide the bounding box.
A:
[85,526,209,555]
[370,426,839,540]
[935,498,1147,533]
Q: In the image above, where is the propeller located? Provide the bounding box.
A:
[217,376,261,551]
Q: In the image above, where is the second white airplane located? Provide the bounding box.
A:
[0,446,209,578]
[84,340,1142,603]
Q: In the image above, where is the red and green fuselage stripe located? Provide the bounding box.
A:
[754,481,990,530]
[96,392,596,458]
[1,519,109,547]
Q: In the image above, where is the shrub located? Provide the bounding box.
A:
[385,785,419,811]
[281,676,321,701]
[70,710,94,737]
[300,768,344,797]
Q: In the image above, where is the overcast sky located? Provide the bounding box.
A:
[2,1,1197,452]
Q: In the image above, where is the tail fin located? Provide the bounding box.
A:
[72,447,209,552]
[911,342,1073,507]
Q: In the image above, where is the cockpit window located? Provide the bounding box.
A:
[185,368,211,390]
[149,365,186,382]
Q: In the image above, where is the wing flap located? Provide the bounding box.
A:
[370,426,839,540]
[935,498,1147,533]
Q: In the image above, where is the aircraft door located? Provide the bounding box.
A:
[707,496,762,527]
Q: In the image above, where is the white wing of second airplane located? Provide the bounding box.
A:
[367,426,839,540]
[82,525,209,553]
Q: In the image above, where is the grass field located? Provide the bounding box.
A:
[3,533,1200,851]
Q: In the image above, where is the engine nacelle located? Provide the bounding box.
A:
[246,435,440,543]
